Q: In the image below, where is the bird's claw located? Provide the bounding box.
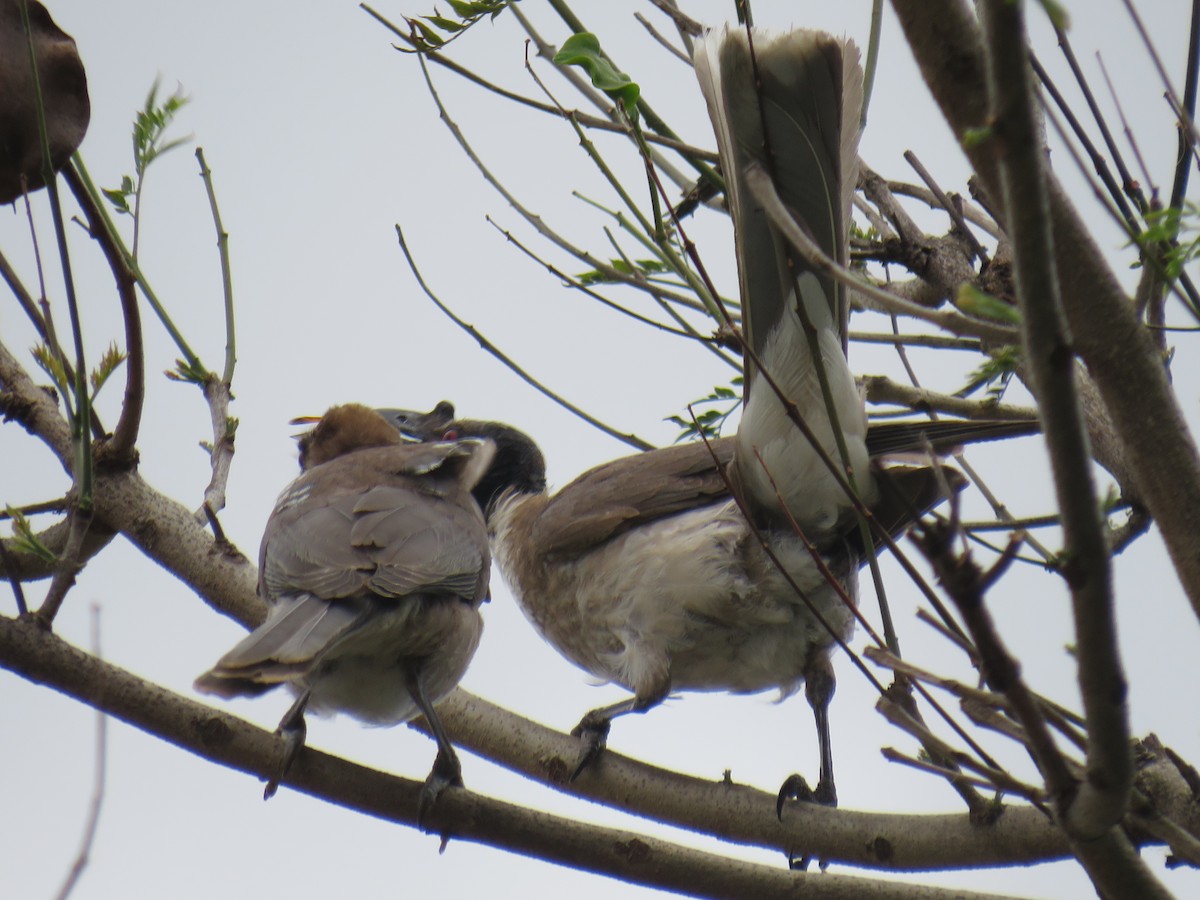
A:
[263,717,307,800]
[775,772,815,819]
[417,749,464,830]
[568,714,611,781]
[777,772,836,870]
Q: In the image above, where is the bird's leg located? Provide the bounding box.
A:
[264,689,310,800]
[777,653,837,870]
[404,661,463,830]
[569,682,669,781]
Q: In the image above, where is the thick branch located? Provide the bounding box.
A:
[979,0,1131,843]
[0,615,1027,900]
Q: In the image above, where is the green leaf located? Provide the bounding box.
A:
[961,126,993,149]
[426,16,465,32]
[955,283,1021,324]
[30,343,69,399]
[553,33,640,121]
[408,17,446,49]
[1034,0,1071,31]
[133,79,191,175]
[102,187,130,214]
[576,257,672,285]
[90,342,128,398]
[166,358,208,384]
[959,345,1021,401]
[668,377,743,441]
[5,506,57,563]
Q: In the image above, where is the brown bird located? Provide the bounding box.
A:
[195,404,495,819]
[381,403,1035,810]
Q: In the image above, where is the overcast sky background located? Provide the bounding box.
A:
[3,1,1198,897]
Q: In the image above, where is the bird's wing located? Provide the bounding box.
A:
[194,593,366,695]
[261,441,492,604]
[865,419,1041,457]
[531,438,736,558]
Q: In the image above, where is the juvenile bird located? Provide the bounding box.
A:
[195,404,495,819]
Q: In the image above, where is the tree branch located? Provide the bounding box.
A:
[0,614,1041,900]
[889,0,1200,625]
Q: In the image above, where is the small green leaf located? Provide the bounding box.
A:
[958,345,1021,401]
[90,343,128,398]
[5,506,57,563]
[166,358,208,384]
[669,377,743,441]
[961,126,993,149]
[955,283,1021,324]
[553,33,640,121]
[408,17,446,49]
[426,15,465,32]
[31,343,69,398]
[1034,0,1071,30]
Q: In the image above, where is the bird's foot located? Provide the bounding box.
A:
[568,712,612,781]
[776,772,836,871]
[417,748,464,830]
[263,716,307,800]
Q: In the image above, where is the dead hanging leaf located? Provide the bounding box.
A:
[0,0,90,203]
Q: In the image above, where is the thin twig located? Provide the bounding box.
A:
[0,540,29,616]
[53,605,107,900]
[850,331,982,351]
[485,217,708,341]
[62,164,144,466]
[362,6,717,162]
[395,225,654,452]
[903,150,989,264]
[634,13,690,65]
[861,375,1038,421]
[193,148,237,520]
[745,165,1021,343]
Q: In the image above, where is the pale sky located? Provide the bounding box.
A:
[3,1,1198,898]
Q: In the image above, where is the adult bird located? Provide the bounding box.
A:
[382,28,1033,811]
[195,404,495,820]
[381,403,1033,807]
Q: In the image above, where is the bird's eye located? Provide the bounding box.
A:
[443,429,460,441]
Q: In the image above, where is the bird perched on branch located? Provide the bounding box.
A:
[381,403,1031,804]
[195,404,495,820]
[380,28,1036,815]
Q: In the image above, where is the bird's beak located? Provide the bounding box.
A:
[289,415,321,426]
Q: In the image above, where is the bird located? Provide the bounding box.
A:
[377,29,1036,815]
[195,403,495,821]
[380,399,1037,802]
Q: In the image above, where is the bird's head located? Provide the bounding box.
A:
[291,404,404,469]
[375,401,547,515]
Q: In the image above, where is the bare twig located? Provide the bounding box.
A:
[745,165,1021,343]
[395,225,654,452]
[0,540,29,615]
[62,164,144,467]
[634,13,690,65]
[53,605,107,900]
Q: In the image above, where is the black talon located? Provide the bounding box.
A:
[569,713,612,780]
[265,691,310,800]
[776,768,836,870]
[776,772,815,819]
[417,747,464,829]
